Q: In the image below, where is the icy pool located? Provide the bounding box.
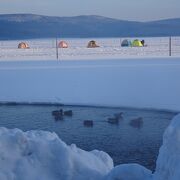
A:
[0,104,177,171]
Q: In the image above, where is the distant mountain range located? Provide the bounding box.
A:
[0,14,180,39]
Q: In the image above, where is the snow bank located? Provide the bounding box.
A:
[154,114,180,180]
[104,164,152,180]
[0,127,152,180]
[1,114,180,180]
[0,127,113,180]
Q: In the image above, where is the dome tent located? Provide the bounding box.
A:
[87,40,99,48]
[121,39,132,47]
[132,39,143,47]
[58,41,68,48]
[18,42,29,49]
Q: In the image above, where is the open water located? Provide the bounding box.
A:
[0,104,177,171]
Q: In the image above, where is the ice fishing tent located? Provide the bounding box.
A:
[132,39,143,47]
[87,40,99,48]
[18,42,29,49]
[121,39,131,47]
[58,41,68,48]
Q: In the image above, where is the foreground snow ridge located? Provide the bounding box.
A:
[0,114,180,180]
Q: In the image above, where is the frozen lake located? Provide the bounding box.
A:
[0,104,177,171]
[0,37,180,60]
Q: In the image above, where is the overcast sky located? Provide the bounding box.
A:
[0,0,180,21]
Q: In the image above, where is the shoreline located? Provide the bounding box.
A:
[0,101,178,114]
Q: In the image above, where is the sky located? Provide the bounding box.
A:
[0,0,180,22]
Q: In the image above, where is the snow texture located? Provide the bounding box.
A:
[104,164,152,180]
[154,114,180,180]
[0,58,180,111]
[0,37,180,60]
[0,38,180,111]
[0,38,180,179]
[0,128,113,180]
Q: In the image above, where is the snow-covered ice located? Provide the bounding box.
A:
[0,57,180,111]
[0,37,180,179]
[1,114,180,180]
[0,37,180,60]
[0,38,180,111]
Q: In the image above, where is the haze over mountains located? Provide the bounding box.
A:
[0,14,180,39]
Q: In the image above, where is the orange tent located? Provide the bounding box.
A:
[87,40,99,48]
[18,42,29,49]
[58,41,68,48]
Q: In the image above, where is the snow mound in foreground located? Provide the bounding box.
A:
[104,163,152,180]
[154,113,180,180]
[0,128,113,180]
[0,113,180,180]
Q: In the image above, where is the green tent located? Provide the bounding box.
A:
[132,39,143,47]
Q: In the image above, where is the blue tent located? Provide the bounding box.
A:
[121,39,132,47]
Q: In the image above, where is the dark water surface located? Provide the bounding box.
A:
[0,105,177,171]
